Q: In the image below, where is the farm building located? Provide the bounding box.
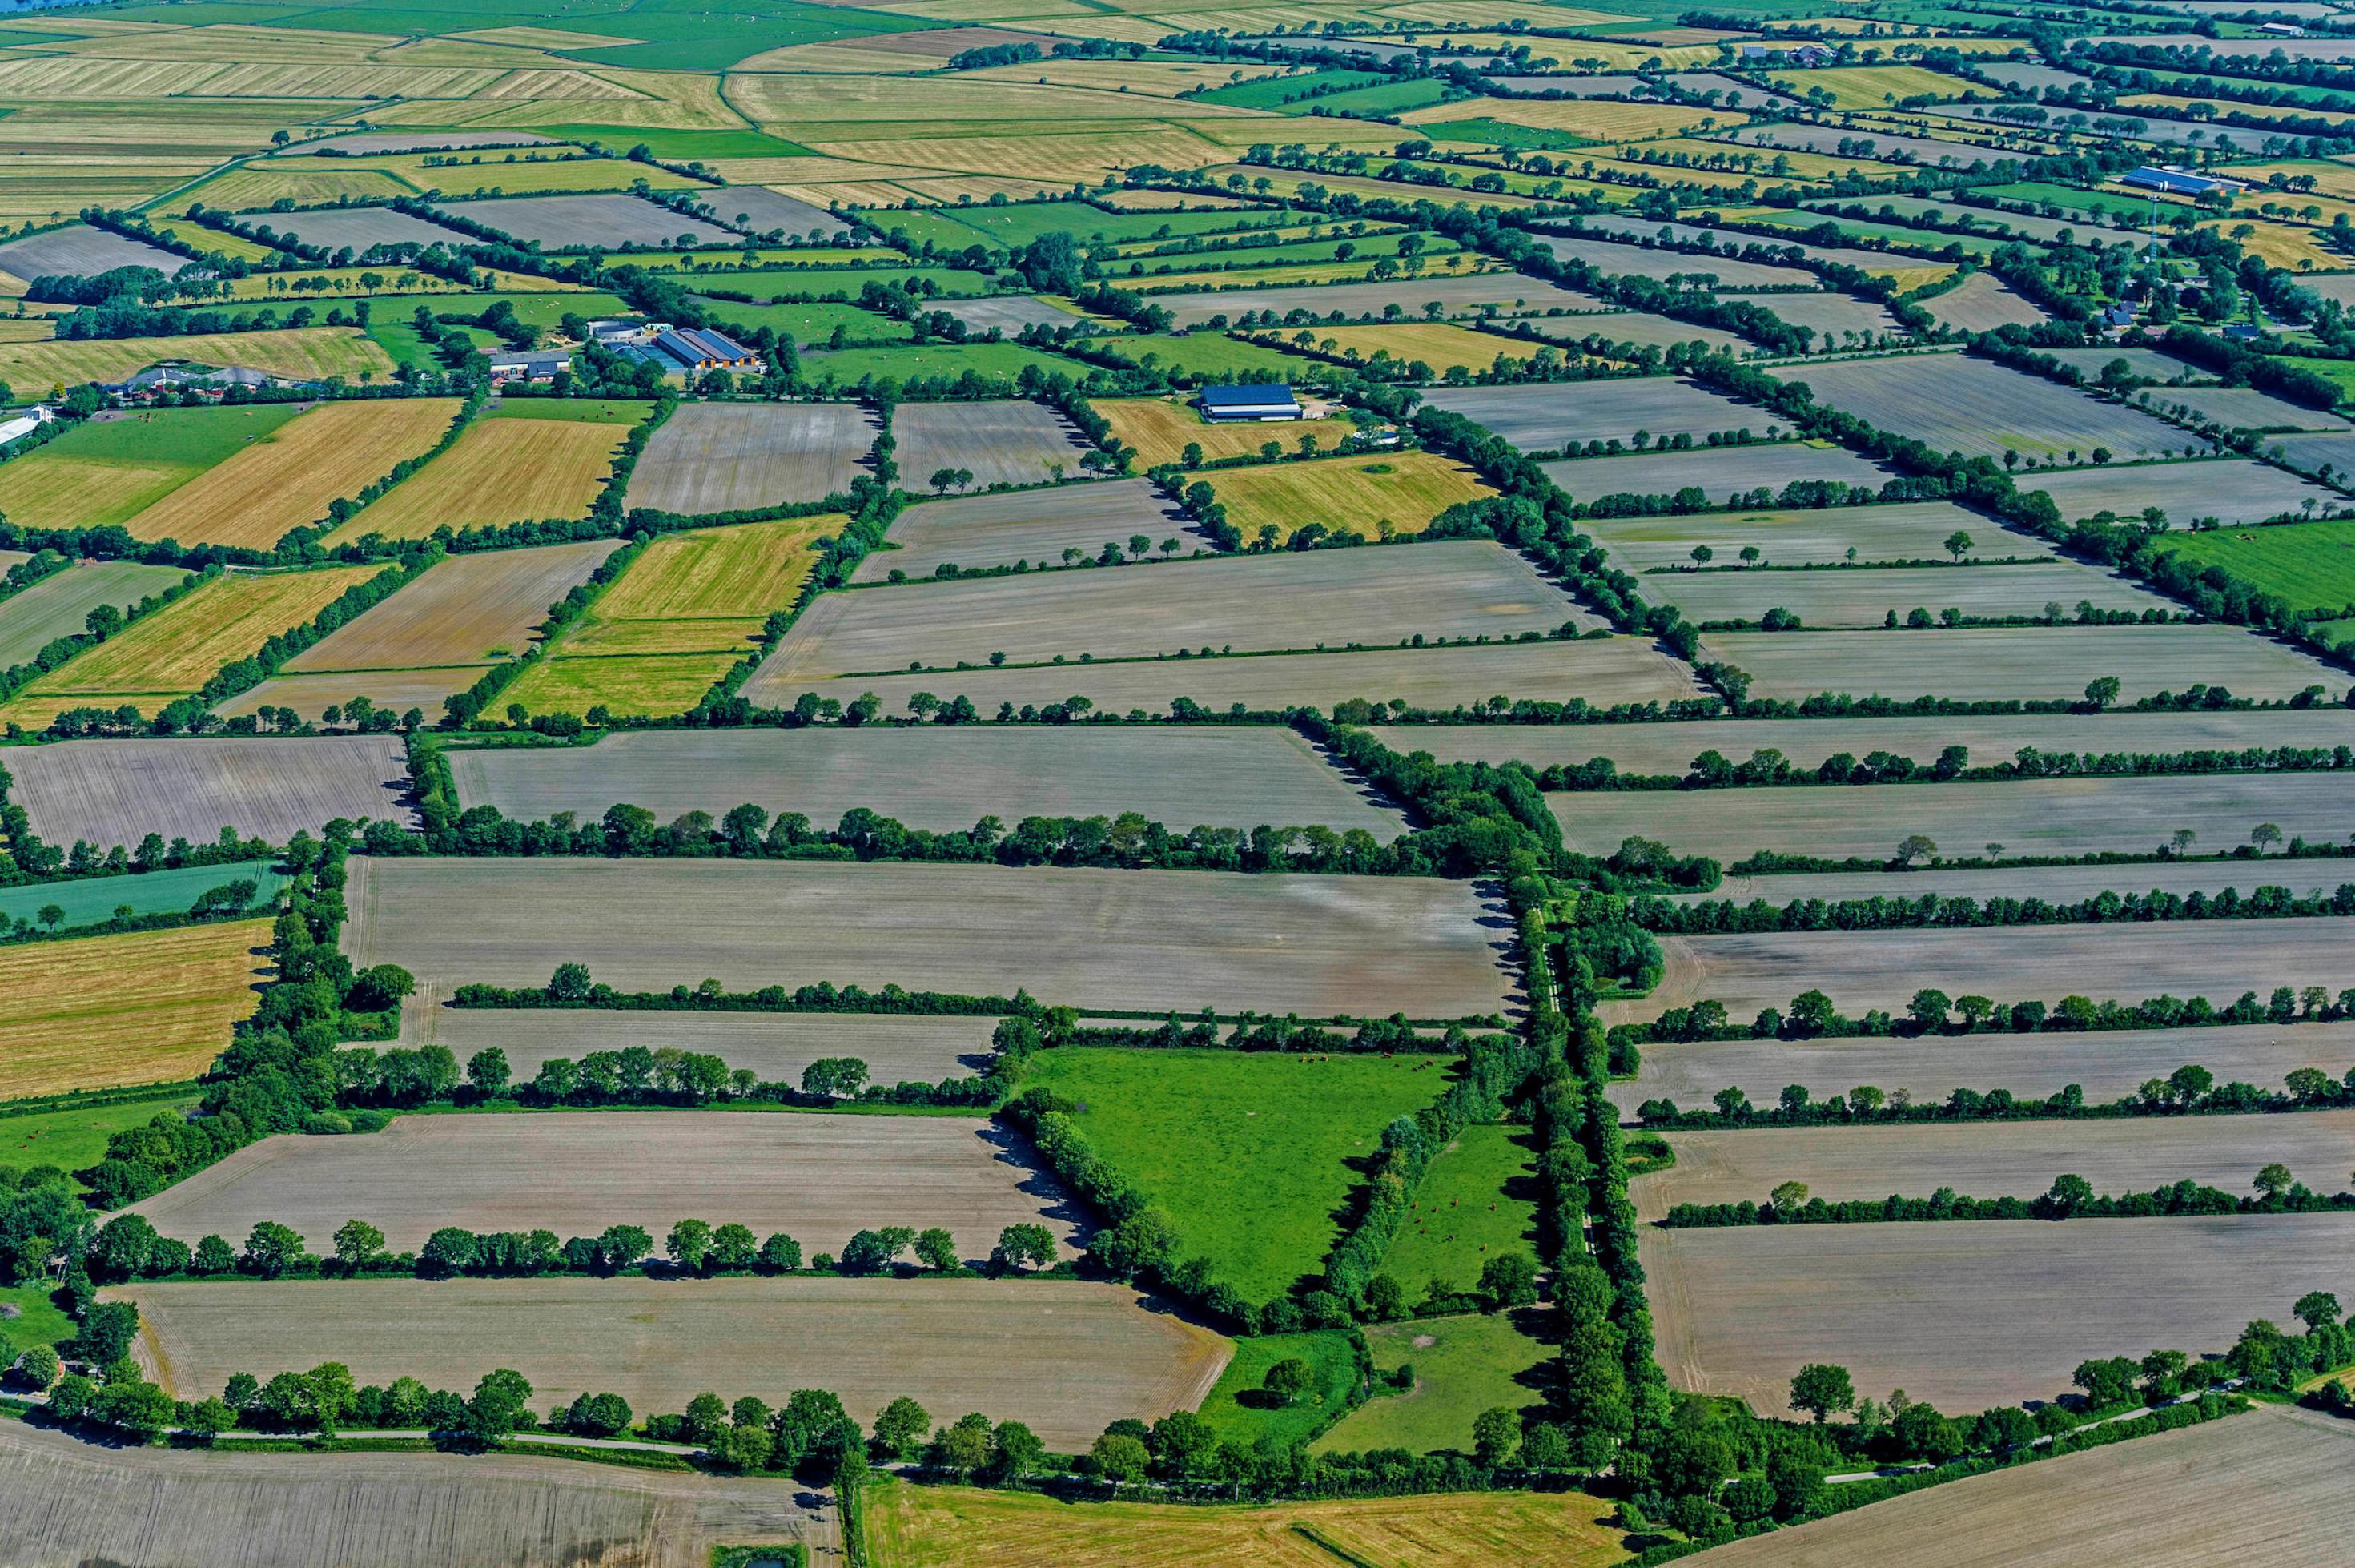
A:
[0,404,52,445]
[2121,166,2243,197]
[649,328,762,374]
[1199,384,1303,422]
[486,349,573,384]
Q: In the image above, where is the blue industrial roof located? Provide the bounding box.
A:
[1200,384,1298,407]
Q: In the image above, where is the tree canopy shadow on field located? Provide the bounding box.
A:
[973,1122,1095,1238]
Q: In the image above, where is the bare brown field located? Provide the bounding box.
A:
[123,399,460,550]
[1767,353,2184,464]
[625,400,878,514]
[0,919,270,1100]
[1095,398,1359,466]
[849,478,1199,582]
[1917,269,2048,332]
[1742,290,1905,347]
[333,410,631,541]
[399,1008,997,1086]
[342,857,1512,1019]
[1529,232,1817,290]
[1680,859,2355,907]
[1365,707,2355,772]
[251,203,476,252]
[1698,1404,2355,1568]
[751,541,1594,686]
[1540,442,1894,506]
[892,400,1091,491]
[2021,458,2341,527]
[1551,771,2355,861]
[6,734,413,849]
[2142,385,2349,434]
[0,1417,834,1568]
[128,1111,1085,1261]
[1698,625,2346,703]
[433,194,733,248]
[1609,1020,2355,1119]
[1614,919,2355,1025]
[1421,379,1770,453]
[1642,1213,2355,1413]
[1583,501,2031,572]
[446,726,1405,838]
[124,1277,1232,1451]
[1637,1112,2355,1220]
[1649,559,2168,628]
[762,636,1703,718]
[280,539,618,673]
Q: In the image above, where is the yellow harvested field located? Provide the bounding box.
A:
[3,565,384,722]
[2196,218,2341,272]
[0,328,393,393]
[1308,321,1548,373]
[0,919,271,1099]
[332,413,629,542]
[866,1479,1632,1567]
[585,514,834,629]
[1206,451,1494,543]
[1095,397,1358,465]
[178,164,416,209]
[124,398,460,550]
[1765,64,1970,108]
[1140,259,1498,291]
[1404,96,1731,140]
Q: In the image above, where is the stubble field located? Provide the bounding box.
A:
[1093,397,1360,466]
[1614,919,2355,1023]
[750,541,1592,686]
[331,404,639,541]
[624,400,878,515]
[1552,770,2355,861]
[1642,1212,2355,1413]
[0,327,395,390]
[850,479,1197,582]
[6,734,413,849]
[1634,1111,2355,1220]
[0,919,270,1100]
[124,1276,1232,1450]
[127,1110,1087,1261]
[279,539,618,674]
[0,1417,834,1568]
[0,403,303,529]
[1204,451,1494,543]
[891,399,1091,491]
[1609,1019,2355,1117]
[342,856,1512,1019]
[446,726,1405,837]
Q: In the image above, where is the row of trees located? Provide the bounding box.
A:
[1635,880,2355,935]
[1663,1166,2355,1228]
[1631,979,2355,1048]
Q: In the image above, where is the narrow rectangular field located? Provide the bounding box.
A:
[1699,625,2345,704]
[1508,308,1749,356]
[1643,1213,2355,1414]
[1143,272,1602,328]
[342,857,1513,1019]
[432,193,733,248]
[1642,558,2172,627]
[279,539,617,674]
[0,919,270,1100]
[1681,857,2355,907]
[0,561,187,670]
[1694,1405,2355,1568]
[890,399,1091,491]
[850,477,1196,582]
[623,400,877,516]
[0,222,188,280]
[6,734,408,851]
[2028,456,2347,526]
[2142,384,2346,433]
[1205,450,1495,544]
[757,635,1706,718]
[1636,1111,2355,1220]
[447,726,1406,837]
[1768,353,2184,464]
[398,1009,998,1088]
[1618,918,2355,1024]
[1541,440,1892,507]
[244,203,472,253]
[121,398,460,551]
[1549,770,2355,860]
[1423,378,1769,454]
[1610,1019,2355,1120]
[210,668,488,726]
[0,329,393,395]
[1582,500,2025,572]
[124,1276,1230,1452]
[1095,397,1360,467]
[0,1417,831,1568]
[332,403,640,542]
[2,565,386,727]
[1367,707,2355,774]
[751,540,1594,686]
[127,1110,1086,1261]
[1529,231,1818,289]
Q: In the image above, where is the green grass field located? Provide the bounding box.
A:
[0,1281,75,1349]
[1019,1047,1454,1304]
[1196,69,1385,109]
[2158,519,2355,613]
[798,341,1082,388]
[1379,1124,1543,1298]
[1194,1328,1365,1450]
[693,297,911,343]
[528,126,814,159]
[483,398,649,425]
[1417,119,1598,151]
[732,266,994,299]
[1095,332,1328,383]
[1285,79,1461,117]
[0,404,303,528]
[1978,181,2164,220]
[1317,1312,1550,1456]
[500,650,740,721]
[0,1092,199,1189]
[886,203,1271,254]
[0,860,283,929]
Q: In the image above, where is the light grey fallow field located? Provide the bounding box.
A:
[890,399,1091,491]
[6,734,415,851]
[1642,1212,2355,1414]
[849,477,1200,582]
[1607,1019,2355,1119]
[342,857,1514,1019]
[625,400,878,514]
[125,1110,1086,1262]
[122,1276,1231,1452]
[1680,858,2355,907]
[1581,499,2020,571]
[1699,625,2345,703]
[446,726,1406,838]
[396,1007,998,1086]
[1643,558,2169,629]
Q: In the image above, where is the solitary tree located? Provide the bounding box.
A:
[2084,675,2122,710]
[1943,529,1974,560]
[2255,1161,2295,1199]
[1895,834,1937,866]
[2251,822,2285,854]
[1770,1180,1810,1212]
[1789,1363,1855,1424]
[1263,1358,1312,1405]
